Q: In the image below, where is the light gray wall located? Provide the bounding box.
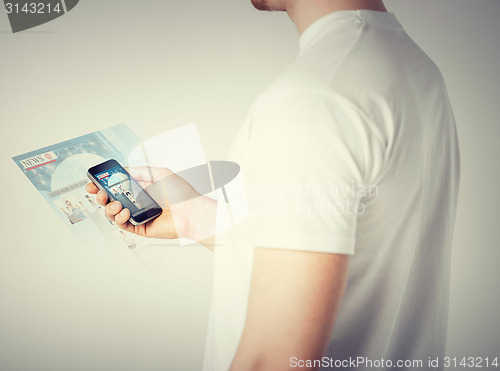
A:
[0,1,498,370]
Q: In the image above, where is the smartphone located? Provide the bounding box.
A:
[87,159,163,226]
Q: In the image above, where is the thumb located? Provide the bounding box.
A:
[127,166,174,183]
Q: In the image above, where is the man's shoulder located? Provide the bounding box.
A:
[266,14,441,108]
[257,55,346,108]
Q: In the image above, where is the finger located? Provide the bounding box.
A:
[128,166,173,183]
[114,207,131,226]
[105,201,122,221]
[122,167,152,189]
[86,182,99,194]
[96,190,109,206]
[117,219,137,234]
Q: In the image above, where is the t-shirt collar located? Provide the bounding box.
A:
[299,10,401,51]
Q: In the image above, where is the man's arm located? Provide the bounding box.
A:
[230,247,349,371]
[86,166,217,250]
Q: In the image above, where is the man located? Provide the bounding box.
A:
[87,0,460,369]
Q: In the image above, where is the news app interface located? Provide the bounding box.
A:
[95,166,156,216]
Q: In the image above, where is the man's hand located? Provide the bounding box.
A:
[86,166,217,248]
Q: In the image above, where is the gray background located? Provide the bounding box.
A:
[0,0,499,370]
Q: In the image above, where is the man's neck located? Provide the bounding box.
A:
[287,0,387,34]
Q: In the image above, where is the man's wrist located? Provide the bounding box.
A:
[180,195,217,250]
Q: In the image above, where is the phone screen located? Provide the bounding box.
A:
[93,165,158,218]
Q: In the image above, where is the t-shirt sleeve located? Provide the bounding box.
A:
[245,88,385,255]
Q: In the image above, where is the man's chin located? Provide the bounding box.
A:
[251,0,285,11]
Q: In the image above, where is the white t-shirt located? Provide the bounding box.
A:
[203,10,460,371]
